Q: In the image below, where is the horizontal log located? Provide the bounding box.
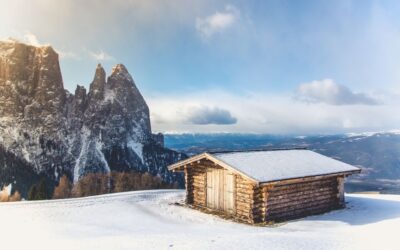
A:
[193,193,204,197]
[192,174,206,179]
[271,178,336,188]
[236,182,253,188]
[236,209,251,216]
[267,188,336,200]
[268,205,336,220]
[267,199,338,217]
[193,201,206,207]
[273,176,336,186]
[192,183,205,189]
[268,187,337,200]
[267,200,338,215]
[267,189,337,204]
[236,193,255,199]
[268,180,337,192]
[191,180,205,185]
[268,183,337,194]
[236,179,254,185]
[267,202,339,221]
[263,174,349,187]
[236,198,253,205]
[192,178,205,182]
[268,184,337,195]
[267,193,338,209]
[236,203,252,210]
[236,203,265,212]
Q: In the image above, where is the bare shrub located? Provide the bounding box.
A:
[72,173,110,198]
[53,175,72,199]
[0,185,22,202]
[9,191,21,202]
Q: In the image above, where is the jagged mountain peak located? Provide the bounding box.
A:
[94,63,106,80]
[111,63,128,74]
[75,85,87,97]
[0,40,185,195]
[109,64,134,83]
[89,63,106,100]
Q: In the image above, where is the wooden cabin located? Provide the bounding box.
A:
[168,149,360,224]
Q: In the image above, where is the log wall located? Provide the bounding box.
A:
[264,176,343,222]
[184,161,345,224]
[234,174,258,223]
[185,163,208,207]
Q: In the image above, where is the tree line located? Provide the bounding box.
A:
[0,171,179,202]
[42,171,179,200]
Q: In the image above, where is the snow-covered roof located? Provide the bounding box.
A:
[168,149,360,183]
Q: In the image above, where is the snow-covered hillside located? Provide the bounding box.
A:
[1,190,399,250]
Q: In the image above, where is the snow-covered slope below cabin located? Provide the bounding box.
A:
[0,190,399,250]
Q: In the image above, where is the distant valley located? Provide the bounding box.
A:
[165,132,400,194]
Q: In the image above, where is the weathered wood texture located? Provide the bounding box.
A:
[234,174,257,223]
[206,168,235,213]
[265,176,342,222]
[185,160,345,224]
[185,163,208,207]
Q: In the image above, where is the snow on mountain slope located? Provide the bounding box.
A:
[0,40,185,194]
[0,190,399,250]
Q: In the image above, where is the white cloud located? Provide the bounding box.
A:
[5,31,80,60]
[186,106,237,125]
[57,50,80,60]
[147,90,399,134]
[89,50,114,61]
[23,31,43,46]
[295,79,380,105]
[196,5,239,39]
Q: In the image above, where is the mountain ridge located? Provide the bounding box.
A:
[0,40,185,195]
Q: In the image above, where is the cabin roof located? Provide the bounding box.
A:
[168,149,360,184]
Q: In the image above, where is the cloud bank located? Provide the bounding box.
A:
[186,106,237,125]
[147,90,399,134]
[295,79,380,105]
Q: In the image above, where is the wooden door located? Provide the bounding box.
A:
[206,169,235,213]
[206,169,218,209]
[224,172,235,213]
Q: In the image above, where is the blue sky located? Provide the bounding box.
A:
[1,0,399,134]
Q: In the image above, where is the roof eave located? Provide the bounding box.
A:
[259,169,361,186]
[167,153,209,171]
[167,152,259,184]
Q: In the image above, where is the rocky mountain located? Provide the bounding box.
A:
[0,40,185,196]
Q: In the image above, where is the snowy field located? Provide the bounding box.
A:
[1,190,399,250]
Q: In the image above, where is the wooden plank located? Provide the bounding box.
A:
[337,176,345,206]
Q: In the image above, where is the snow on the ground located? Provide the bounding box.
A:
[0,190,399,250]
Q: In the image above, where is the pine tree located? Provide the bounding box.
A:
[35,179,48,200]
[28,185,37,200]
